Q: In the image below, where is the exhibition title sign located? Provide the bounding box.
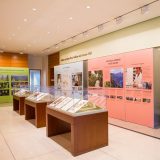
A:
[60,52,92,62]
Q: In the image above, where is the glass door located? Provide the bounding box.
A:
[29,69,41,91]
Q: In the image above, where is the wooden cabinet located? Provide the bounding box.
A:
[24,99,47,128]
[13,95,25,115]
[46,107,108,156]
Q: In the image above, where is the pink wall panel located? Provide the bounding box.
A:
[88,48,154,127]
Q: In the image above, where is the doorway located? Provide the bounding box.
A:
[29,69,41,91]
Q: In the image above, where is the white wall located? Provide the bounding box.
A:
[60,17,160,64]
[28,55,48,87]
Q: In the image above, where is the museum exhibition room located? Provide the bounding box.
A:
[0,0,160,160]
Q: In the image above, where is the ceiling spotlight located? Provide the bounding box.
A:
[115,16,123,24]
[61,41,66,45]
[32,8,37,11]
[83,31,88,37]
[86,6,91,9]
[23,18,28,22]
[47,48,51,52]
[55,45,59,49]
[69,17,73,20]
[19,51,24,54]
[98,24,104,31]
[47,31,51,34]
[72,36,77,41]
[0,50,4,53]
[141,4,149,14]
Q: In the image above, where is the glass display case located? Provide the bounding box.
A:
[46,87,107,114]
[45,87,108,156]
[14,88,32,97]
[26,92,53,102]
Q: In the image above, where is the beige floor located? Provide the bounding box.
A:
[109,118,160,139]
[0,105,160,160]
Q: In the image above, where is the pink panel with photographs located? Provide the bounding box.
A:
[88,48,154,127]
[124,48,154,127]
[88,54,126,120]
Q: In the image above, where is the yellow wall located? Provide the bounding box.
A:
[60,17,160,64]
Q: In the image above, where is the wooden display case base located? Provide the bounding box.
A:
[46,107,108,156]
[25,99,47,128]
[13,95,25,115]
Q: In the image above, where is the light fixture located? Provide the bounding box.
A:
[72,36,77,42]
[19,51,24,54]
[98,24,104,31]
[55,44,59,49]
[141,4,149,14]
[42,0,158,53]
[47,31,51,34]
[32,8,37,11]
[23,18,28,22]
[115,16,123,24]
[0,50,4,53]
[83,31,88,37]
[86,6,91,9]
[61,41,66,45]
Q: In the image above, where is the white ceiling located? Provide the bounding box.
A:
[0,0,160,55]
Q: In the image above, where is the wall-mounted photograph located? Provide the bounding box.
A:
[110,68,123,88]
[72,72,82,87]
[0,75,9,81]
[11,75,28,81]
[88,70,103,87]
[126,67,143,89]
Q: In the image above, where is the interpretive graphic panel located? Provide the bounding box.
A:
[88,48,154,127]
[54,61,84,97]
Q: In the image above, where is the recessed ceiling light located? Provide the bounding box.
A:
[0,50,4,53]
[20,51,24,54]
[24,18,28,22]
[69,17,73,20]
[47,31,51,34]
[32,8,37,11]
[86,6,91,9]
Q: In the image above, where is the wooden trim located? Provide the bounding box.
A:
[0,52,28,67]
[48,52,60,86]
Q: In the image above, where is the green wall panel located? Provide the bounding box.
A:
[0,67,29,104]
